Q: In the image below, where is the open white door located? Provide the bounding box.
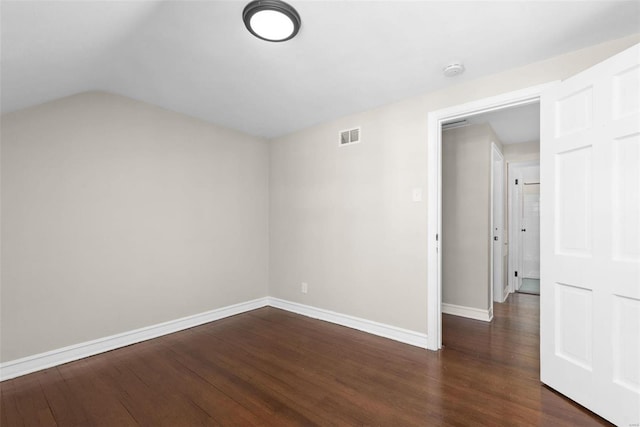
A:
[540,43,640,425]
[491,143,505,302]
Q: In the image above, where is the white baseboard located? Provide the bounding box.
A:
[0,297,269,381]
[1,296,429,381]
[442,302,493,322]
[267,297,428,349]
[502,286,510,302]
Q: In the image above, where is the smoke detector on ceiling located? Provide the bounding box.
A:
[443,62,465,77]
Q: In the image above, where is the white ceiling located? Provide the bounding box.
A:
[460,102,541,145]
[2,1,639,138]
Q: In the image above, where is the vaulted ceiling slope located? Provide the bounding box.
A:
[2,1,639,138]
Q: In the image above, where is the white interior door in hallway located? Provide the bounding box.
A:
[540,43,640,426]
[521,182,540,280]
[508,161,541,291]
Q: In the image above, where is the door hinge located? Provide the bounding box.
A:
[436,233,439,241]
[515,179,519,185]
[514,271,518,277]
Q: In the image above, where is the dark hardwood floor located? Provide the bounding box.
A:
[1,294,611,426]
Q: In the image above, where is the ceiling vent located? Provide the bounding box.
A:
[441,119,469,130]
[339,127,361,146]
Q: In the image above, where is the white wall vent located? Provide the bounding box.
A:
[441,119,469,130]
[339,127,361,146]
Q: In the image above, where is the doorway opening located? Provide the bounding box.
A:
[439,101,540,343]
[426,83,553,351]
[508,160,541,295]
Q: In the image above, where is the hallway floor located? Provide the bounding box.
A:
[518,278,541,295]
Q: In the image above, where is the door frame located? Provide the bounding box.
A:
[507,160,540,293]
[426,82,556,351]
[491,142,505,303]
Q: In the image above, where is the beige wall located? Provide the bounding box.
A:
[441,124,502,311]
[269,34,639,334]
[1,35,637,363]
[504,140,540,163]
[0,92,269,361]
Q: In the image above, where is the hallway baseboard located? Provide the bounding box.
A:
[442,303,493,322]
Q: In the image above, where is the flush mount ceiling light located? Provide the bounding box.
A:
[243,0,301,42]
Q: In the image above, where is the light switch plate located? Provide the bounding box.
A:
[412,188,423,202]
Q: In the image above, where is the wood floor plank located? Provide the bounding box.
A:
[36,368,91,426]
[0,293,612,426]
[160,336,321,425]
[167,328,335,425]
[9,376,56,427]
[1,379,26,427]
[54,359,138,427]
[88,351,217,426]
[198,320,420,424]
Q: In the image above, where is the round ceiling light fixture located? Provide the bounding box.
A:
[243,0,301,42]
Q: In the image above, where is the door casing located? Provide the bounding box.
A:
[491,143,505,303]
[426,82,556,351]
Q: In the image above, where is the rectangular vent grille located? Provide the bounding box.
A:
[441,119,469,130]
[339,127,361,146]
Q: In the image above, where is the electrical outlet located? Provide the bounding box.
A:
[301,282,308,294]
